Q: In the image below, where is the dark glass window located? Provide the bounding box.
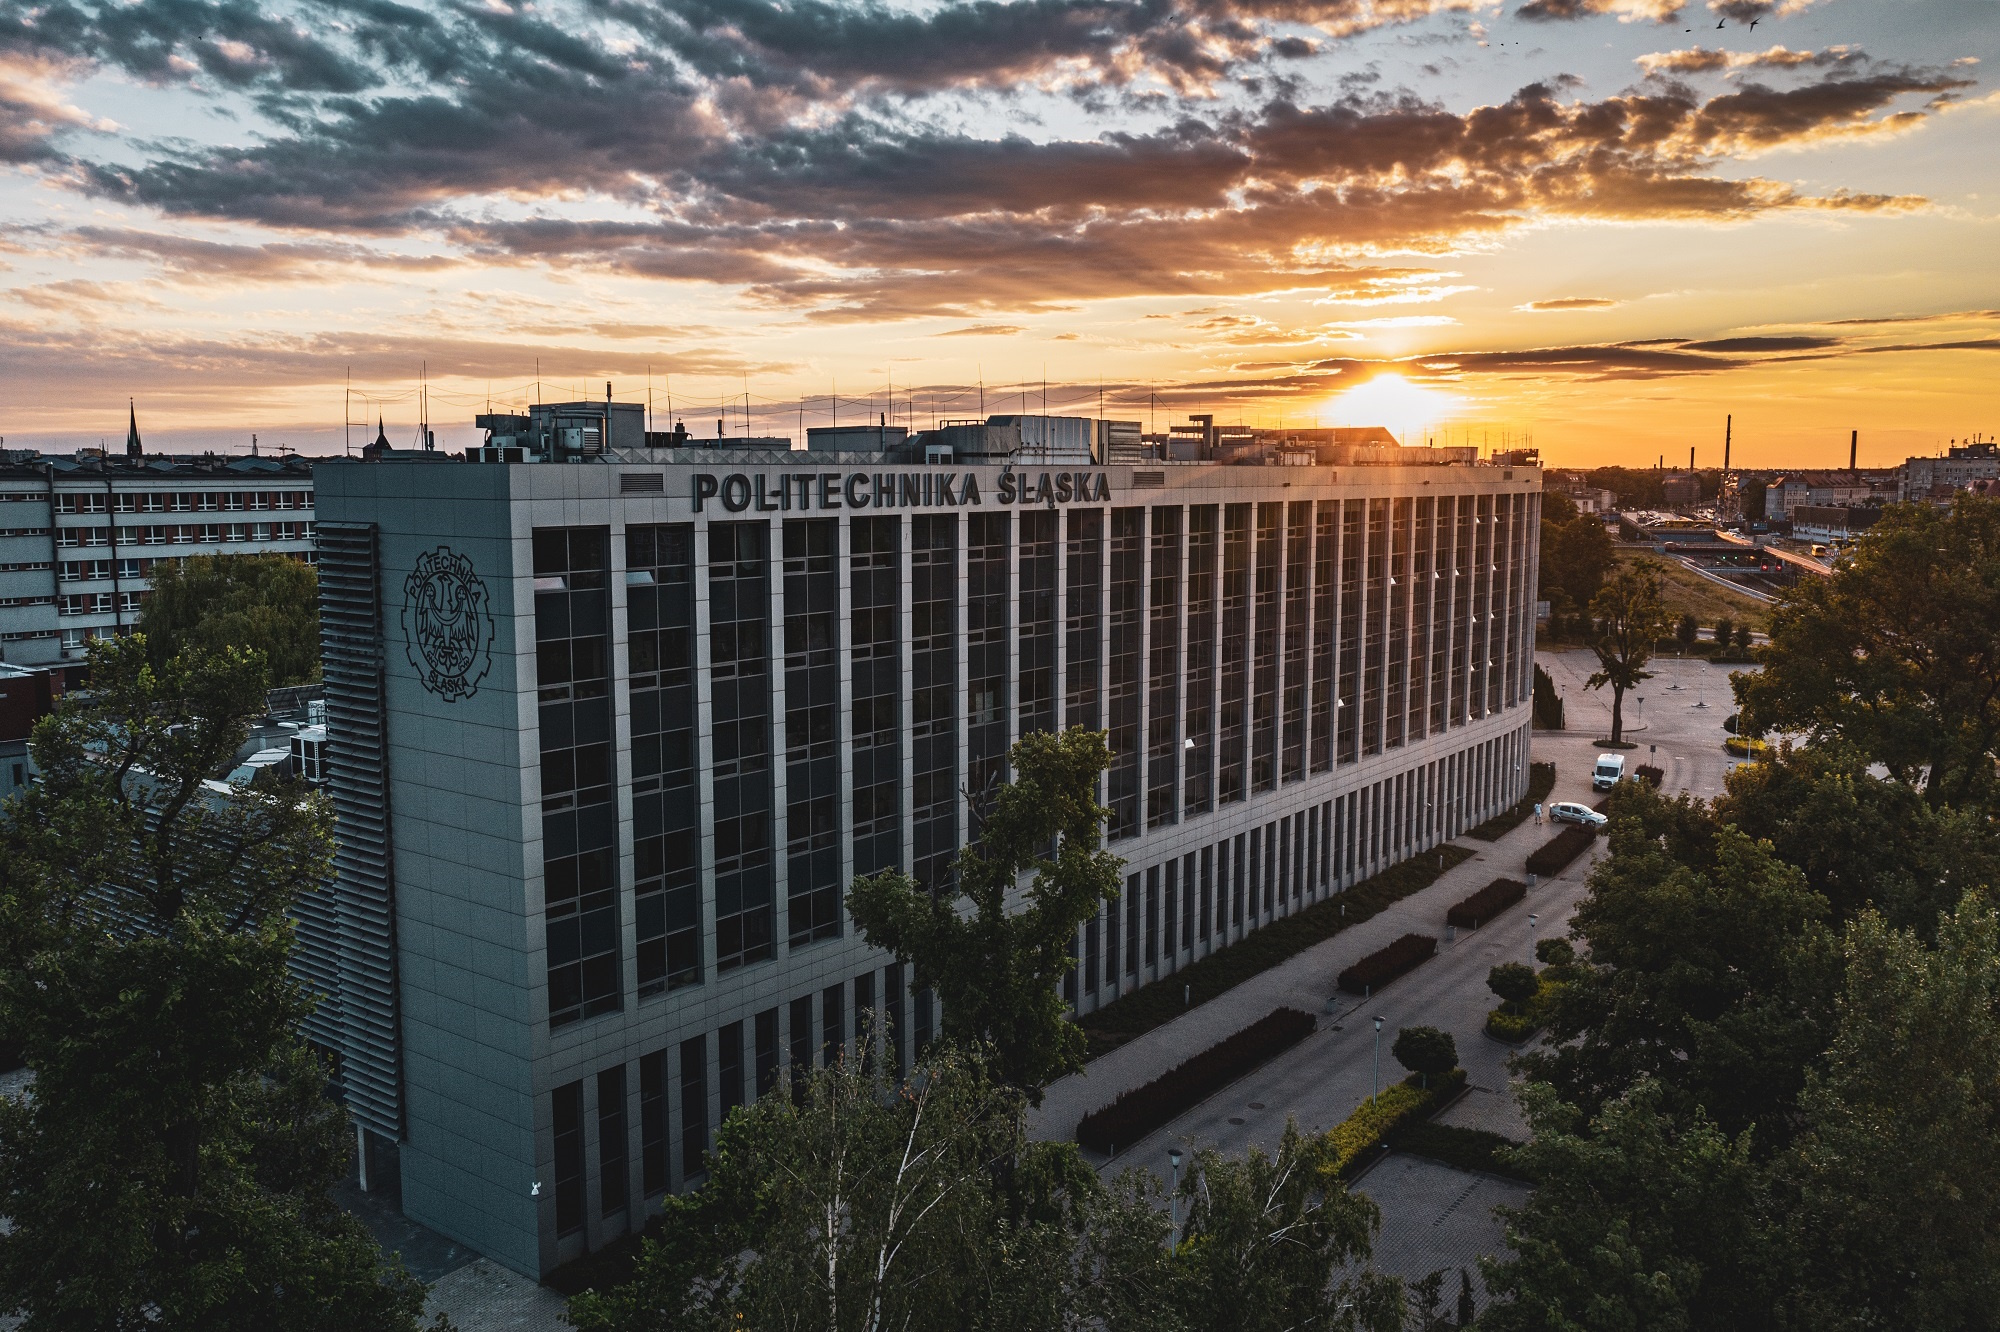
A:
[756,1008,780,1097]
[1106,508,1143,840]
[1251,503,1282,793]
[783,519,841,948]
[822,983,845,1064]
[1064,508,1104,731]
[1431,497,1453,734]
[1085,915,1100,994]
[1363,499,1387,756]
[553,1080,585,1237]
[789,996,812,1085]
[1452,498,1473,725]
[1018,511,1058,738]
[598,1065,627,1217]
[1410,498,1434,742]
[1199,846,1213,941]
[1144,865,1159,965]
[1217,504,1251,802]
[709,522,775,972]
[1124,873,1140,976]
[1338,500,1363,763]
[1281,502,1311,782]
[719,1020,745,1118]
[967,513,1011,816]
[536,527,620,1028]
[1386,498,1411,750]
[1182,506,1217,814]
[627,524,700,997]
[854,971,876,1072]
[1310,502,1337,773]
[679,1035,707,1178]
[885,963,906,1075]
[639,1051,667,1196]
[850,517,903,878]
[912,515,959,890]
[1146,507,1182,830]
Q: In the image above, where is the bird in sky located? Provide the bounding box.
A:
[1716,18,1726,27]
[1750,17,1760,27]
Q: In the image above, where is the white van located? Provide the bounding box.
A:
[1592,753,1626,791]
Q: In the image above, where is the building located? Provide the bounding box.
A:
[1790,505,1881,542]
[308,412,1541,1277]
[0,659,70,799]
[1660,472,1701,508]
[0,425,318,664]
[1899,441,2000,504]
[1763,471,1896,522]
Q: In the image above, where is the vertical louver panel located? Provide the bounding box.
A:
[316,521,403,1140]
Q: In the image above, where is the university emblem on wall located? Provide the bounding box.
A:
[402,546,493,701]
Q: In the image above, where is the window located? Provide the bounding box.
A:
[680,1035,707,1178]
[911,515,958,890]
[553,1081,586,1237]
[1017,510,1058,738]
[627,525,701,995]
[783,519,841,948]
[966,513,1010,821]
[536,526,621,1028]
[1064,507,1104,731]
[1146,507,1183,829]
[1339,500,1364,762]
[1106,509,1143,839]
[822,983,845,1064]
[1183,506,1218,814]
[598,1065,627,1217]
[1218,505,1251,801]
[1251,504,1282,792]
[639,1051,668,1196]
[1281,502,1311,781]
[719,1021,745,1119]
[755,1008,780,1097]
[709,523,775,971]
[1409,498,1434,742]
[850,517,902,878]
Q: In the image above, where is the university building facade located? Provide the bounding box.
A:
[312,440,1541,1276]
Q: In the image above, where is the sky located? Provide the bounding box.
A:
[0,0,1995,466]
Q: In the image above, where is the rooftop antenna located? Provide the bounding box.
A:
[536,357,541,404]
[344,368,351,456]
[978,366,984,416]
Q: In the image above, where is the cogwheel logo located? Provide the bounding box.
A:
[402,546,493,701]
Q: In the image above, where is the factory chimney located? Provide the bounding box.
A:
[1723,415,1731,472]
[1689,446,1695,471]
[1850,429,1858,478]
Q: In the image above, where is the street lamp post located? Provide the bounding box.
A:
[1167,1147,1183,1250]
[1528,913,1539,968]
[1372,1015,1386,1104]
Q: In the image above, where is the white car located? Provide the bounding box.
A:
[1549,801,1608,830]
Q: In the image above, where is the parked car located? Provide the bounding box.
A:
[1549,801,1608,830]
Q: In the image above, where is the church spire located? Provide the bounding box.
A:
[125,399,143,458]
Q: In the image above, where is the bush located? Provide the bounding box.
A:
[1485,1008,1540,1043]
[1385,1120,1532,1181]
[1080,846,1476,1054]
[1468,761,1559,841]
[1392,1026,1458,1087]
[1337,933,1437,995]
[1487,962,1540,1011]
[1324,1068,1467,1177]
[1075,1007,1316,1155]
[1533,666,1565,730]
[1446,877,1526,929]
[1526,825,1596,878]
[1634,764,1664,788]
[1725,735,1770,758]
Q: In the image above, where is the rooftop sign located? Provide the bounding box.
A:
[692,469,1111,513]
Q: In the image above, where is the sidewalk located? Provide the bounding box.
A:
[1027,745,1609,1149]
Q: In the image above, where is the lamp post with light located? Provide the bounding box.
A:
[1372,1015,1386,1103]
[1167,1147,1184,1249]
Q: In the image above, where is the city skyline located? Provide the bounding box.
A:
[1,0,1995,465]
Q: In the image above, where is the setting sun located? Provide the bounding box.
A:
[1323,374,1465,443]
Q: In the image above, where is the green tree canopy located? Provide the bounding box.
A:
[1541,512,1616,613]
[1391,1026,1458,1087]
[847,728,1124,1103]
[0,636,429,1332]
[1487,964,1539,1013]
[1585,559,1671,744]
[139,552,321,686]
[1735,495,2000,807]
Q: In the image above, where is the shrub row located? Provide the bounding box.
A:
[1467,762,1559,842]
[1385,1120,1531,1182]
[1080,845,1477,1055]
[1325,1068,1467,1177]
[1075,1007,1316,1155]
[1337,932,1437,995]
[1525,825,1596,879]
[1484,1008,1539,1043]
[1445,877,1527,930]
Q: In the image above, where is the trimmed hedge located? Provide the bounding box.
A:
[1080,845,1476,1056]
[1467,761,1559,842]
[1634,764,1664,788]
[1525,825,1596,878]
[1076,1007,1316,1155]
[1386,1120,1531,1182]
[1337,932,1437,995]
[1484,1009,1539,1043]
[1326,1068,1467,1177]
[1445,877,1526,930]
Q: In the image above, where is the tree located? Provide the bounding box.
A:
[1776,898,2000,1331]
[1480,1082,1773,1332]
[1734,621,1754,655]
[1713,615,1734,647]
[1541,514,1616,614]
[1675,612,1699,653]
[0,636,430,1332]
[1735,496,2000,808]
[847,728,1124,1104]
[140,552,321,686]
[1487,964,1539,1015]
[1391,1026,1458,1089]
[1585,560,1671,744]
[1532,664,1564,730]
[569,1048,1403,1332]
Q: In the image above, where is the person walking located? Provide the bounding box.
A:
[1533,802,1543,826]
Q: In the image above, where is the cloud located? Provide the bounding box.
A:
[1518,297,1620,311]
[1678,334,1836,351]
[1519,0,1685,24]
[1637,45,1865,75]
[936,324,1026,337]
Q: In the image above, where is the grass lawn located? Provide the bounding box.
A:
[1621,553,1771,631]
